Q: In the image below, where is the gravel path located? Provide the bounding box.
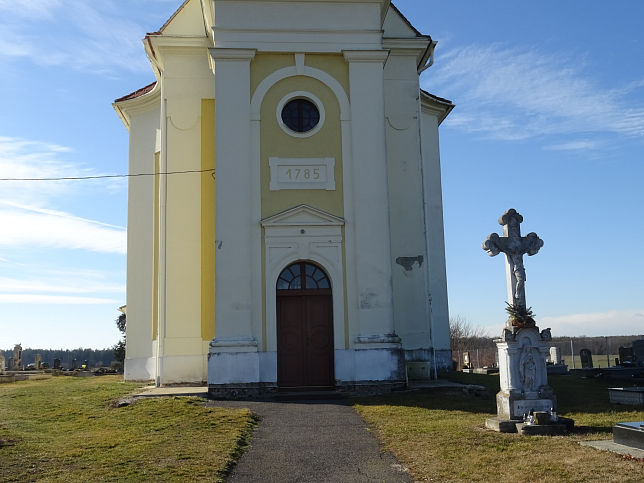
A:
[213,398,412,482]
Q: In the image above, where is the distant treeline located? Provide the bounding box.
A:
[1,348,116,369]
[450,326,643,369]
[549,335,644,357]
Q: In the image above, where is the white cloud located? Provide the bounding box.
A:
[0,137,127,254]
[484,309,644,338]
[0,136,79,205]
[0,0,62,19]
[0,294,121,305]
[426,44,644,143]
[543,139,600,152]
[0,202,126,254]
[0,0,157,74]
[0,277,124,295]
[540,309,644,337]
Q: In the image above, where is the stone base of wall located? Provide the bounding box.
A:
[207,380,407,400]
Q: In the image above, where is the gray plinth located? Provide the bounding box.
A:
[609,387,644,406]
[613,422,644,450]
[494,326,557,421]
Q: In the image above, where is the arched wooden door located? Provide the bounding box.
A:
[276,261,334,388]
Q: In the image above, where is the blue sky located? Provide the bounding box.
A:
[0,0,642,350]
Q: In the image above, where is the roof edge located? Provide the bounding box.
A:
[159,0,192,33]
[420,89,454,125]
[114,81,158,103]
[390,2,427,39]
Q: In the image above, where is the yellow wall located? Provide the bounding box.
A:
[201,99,215,341]
[259,75,344,218]
[305,54,350,100]
[250,54,295,95]
[254,54,349,348]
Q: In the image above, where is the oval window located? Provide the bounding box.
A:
[281,98,320,133]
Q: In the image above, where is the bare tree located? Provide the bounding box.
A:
[449,315,494,369]
[449,315,489,352]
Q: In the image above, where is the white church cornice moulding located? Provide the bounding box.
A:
[260,204,345,228]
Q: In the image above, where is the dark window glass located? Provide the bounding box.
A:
[277,262,330,290]
[281,99,320,133]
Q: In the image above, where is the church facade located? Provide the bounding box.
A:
[114,0,453,391]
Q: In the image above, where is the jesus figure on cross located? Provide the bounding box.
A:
[482,208,544,311]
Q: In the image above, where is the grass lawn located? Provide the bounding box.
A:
[0,375,255,482]
[354,372,644,482]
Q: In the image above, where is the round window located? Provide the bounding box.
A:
[281,98,320,133]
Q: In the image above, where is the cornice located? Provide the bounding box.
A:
[112,83,161,129]
[382,37,431,52]
[209,48,257,61]
[149,35,212,51]
[420,91,454,125]
[343,49,389,63]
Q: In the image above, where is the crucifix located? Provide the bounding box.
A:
[482,209,543,312]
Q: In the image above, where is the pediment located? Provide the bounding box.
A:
[383,4,422,39]
[261,205,344,227]
[160,0,204,36]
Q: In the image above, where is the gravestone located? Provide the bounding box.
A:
[8,358,14,371]
[632,340,644,365]
[549,346,561,364]
[0,353,5,374]
[53,358,61,370]
[71,359,77,370]
[463,351,471,369]
[12,344,22,370]
[482,209,565,433]
[618,346,633,365]
[580,348,593,368]
[34,354,42,370]
[613,421,644,450]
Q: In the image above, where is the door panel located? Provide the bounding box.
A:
[305,295,333,386]
[277,296,306,387]
[277,294,334,388]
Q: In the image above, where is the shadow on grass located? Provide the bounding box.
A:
[570,425,613,436]
[352,386,497,416]
[350,371,644,424]
[440,371,644,415]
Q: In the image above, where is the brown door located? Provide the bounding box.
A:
[276,262,334,388]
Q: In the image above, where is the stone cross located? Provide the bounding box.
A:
[482,209,543,310]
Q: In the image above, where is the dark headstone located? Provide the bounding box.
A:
[71,359,77,370]
[632,340,644,365]
[619,346,634,365]
[580,348,593,369]
[53,358,61,370]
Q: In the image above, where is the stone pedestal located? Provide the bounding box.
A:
[486,325,567,433]
[495,326,555,419]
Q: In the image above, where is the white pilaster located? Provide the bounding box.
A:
[209,48,258,358]
[343,50,397,346]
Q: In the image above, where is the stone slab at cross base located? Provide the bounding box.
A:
[485,417,519,433]
[486,416,574,434]
[516,421,570,436]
